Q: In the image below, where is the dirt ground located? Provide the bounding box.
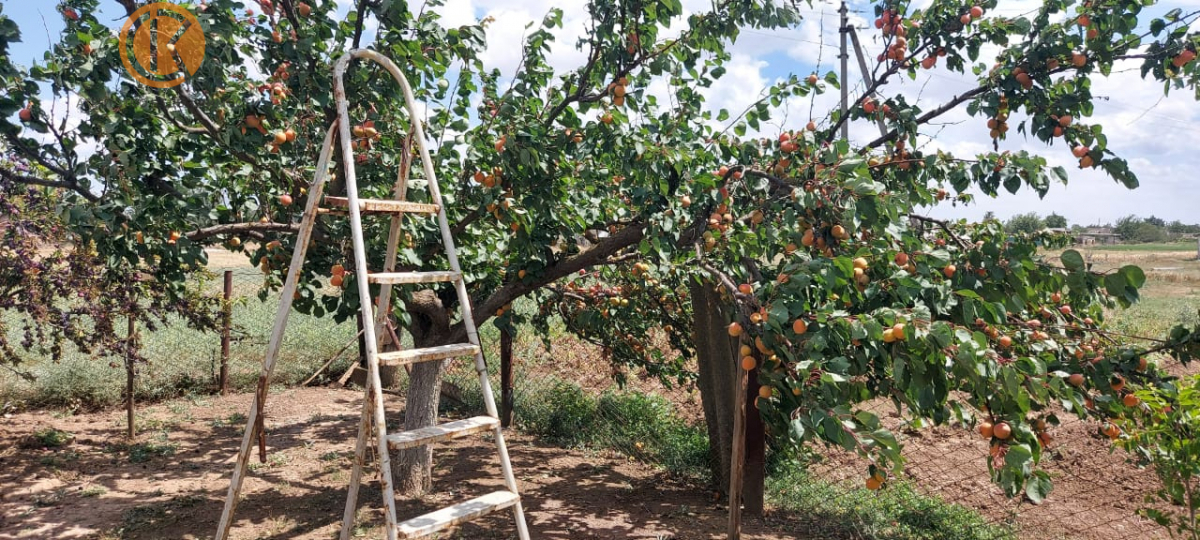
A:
[0,387,790,540]
[811,395,1173,540]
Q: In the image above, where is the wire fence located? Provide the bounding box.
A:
[2,265,1189,540]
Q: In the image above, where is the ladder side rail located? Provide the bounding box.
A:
[332,52,400,540]
[215,123,339,540]
[343,48,531,540]
[373,127,415,354]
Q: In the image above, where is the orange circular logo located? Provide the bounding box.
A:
[119,3,206,88]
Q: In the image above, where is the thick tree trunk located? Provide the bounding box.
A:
[395,356,445,495]
[743,363,766,515]
[393,290,451,496]
[691,279,766,514]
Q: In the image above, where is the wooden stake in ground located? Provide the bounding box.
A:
[220,270,233,395]
[126,316,136,439]
[727,348,749,540]
[500,326,514,427]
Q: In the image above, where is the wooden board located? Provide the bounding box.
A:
[378,343,479,366]
[396,491,519,539]
[367,271,460,284]
[386,415,498,450]
[323,196,439,215]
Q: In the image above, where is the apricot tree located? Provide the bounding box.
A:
[3,0,1200,508]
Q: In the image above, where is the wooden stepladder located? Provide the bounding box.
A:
[215,50,530,540]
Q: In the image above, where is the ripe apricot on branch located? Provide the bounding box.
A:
[728,322,743,337]
[993,422,1012,440]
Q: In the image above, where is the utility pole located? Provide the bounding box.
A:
[838,1,850,141]
[848,26,890,138]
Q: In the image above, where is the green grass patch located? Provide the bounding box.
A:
[0,268,357,410]
[1083,242,1197,252]
[447,376,711,479]
[1106,292,1200,340]
[104,440,178,464]
[30,427,73,448]
[767,461,1014,540]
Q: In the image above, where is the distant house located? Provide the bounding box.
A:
[1076,227,1119,245]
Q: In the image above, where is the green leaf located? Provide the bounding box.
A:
[1120,265,1146,288]
[790,418,806,440]
[1026,471,1053,504]
[1060,250,1084,271]
[1104,273,1127,297]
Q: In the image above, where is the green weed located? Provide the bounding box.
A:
[767,461,1015,540]
[30,427,73,448]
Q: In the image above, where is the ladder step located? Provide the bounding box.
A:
[378,343,480,366]
[396,490,519,539]
[368,271,460,284]
[322,196,439,214]
[386,415,498,450]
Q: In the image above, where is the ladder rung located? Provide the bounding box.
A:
[378,343,479,366]
[368,271,460,284]
[322,196,439,214]
[396,490,519,539]
[386,416,498,450]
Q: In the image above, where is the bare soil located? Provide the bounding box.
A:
[810,392,1180,540]
[0,387,788,540]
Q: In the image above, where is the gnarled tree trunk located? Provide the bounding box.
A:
[393,290,451,496]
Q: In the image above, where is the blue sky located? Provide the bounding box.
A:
[5,0,1200,226]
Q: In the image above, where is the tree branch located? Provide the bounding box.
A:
[906,214,970,249]
[446,221,648,343]
[351,0,373,49]
[154,95,206,134]
[185,222,301,241]
[865,85,991,150]
[0,164,98,202]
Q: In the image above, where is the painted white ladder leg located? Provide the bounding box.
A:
[340,124,415,539]
[215,124,338,540]
[333,53,400,540]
